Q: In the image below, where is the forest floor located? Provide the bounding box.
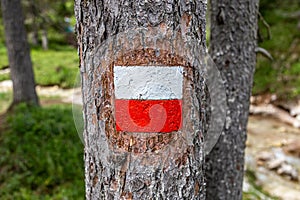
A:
[245,115,300,199]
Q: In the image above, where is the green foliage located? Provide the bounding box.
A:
[254,0,300,99]
[252,56,278,94]
[31,46,78,88]
[0,104,84,199]
[0,43,9,70]
[0,17,5,44]
[0,73,9,82]
[0,92,12,113]
[22,0,75,34]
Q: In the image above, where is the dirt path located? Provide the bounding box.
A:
[0,80,82,107]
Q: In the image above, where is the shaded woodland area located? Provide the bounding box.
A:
[0,0,300,199]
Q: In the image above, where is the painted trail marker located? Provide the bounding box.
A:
[114,66,183,133]
[74,17,227,199]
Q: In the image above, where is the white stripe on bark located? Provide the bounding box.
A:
[114,66,183,100]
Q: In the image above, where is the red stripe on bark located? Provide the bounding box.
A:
[115,99,182,133]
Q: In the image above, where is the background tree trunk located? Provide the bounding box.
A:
[41,28,48,50]
[1,0,39,107]
[205,0,259,199]
[29,0,39,46]
[75,0,207,199]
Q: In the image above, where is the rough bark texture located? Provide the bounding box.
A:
[205,0,259,199]
[1,0,39,106]
[75,0,207,199]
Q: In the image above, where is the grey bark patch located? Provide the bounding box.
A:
[205,0,259,199]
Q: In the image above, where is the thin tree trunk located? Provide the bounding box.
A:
[75,0,207,199]
[41,28,48,50]
[205,0,259,199]
[30,0,39,46]
[1,0,39,106]
[31,25,39,46]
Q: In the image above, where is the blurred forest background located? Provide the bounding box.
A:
[0,0,299,199]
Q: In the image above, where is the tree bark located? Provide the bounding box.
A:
[75,0,207,199]
[1,0,39,106]
[205,0,259,199]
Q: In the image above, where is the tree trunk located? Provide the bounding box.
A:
[41,29,48,50]
[1,0,39,106]
[205,0,259,199]
[30,0,39,46]
[75,0,207,199]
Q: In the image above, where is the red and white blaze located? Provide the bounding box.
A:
[114,66,183,133]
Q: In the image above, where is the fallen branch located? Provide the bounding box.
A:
[250,104,300,128]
